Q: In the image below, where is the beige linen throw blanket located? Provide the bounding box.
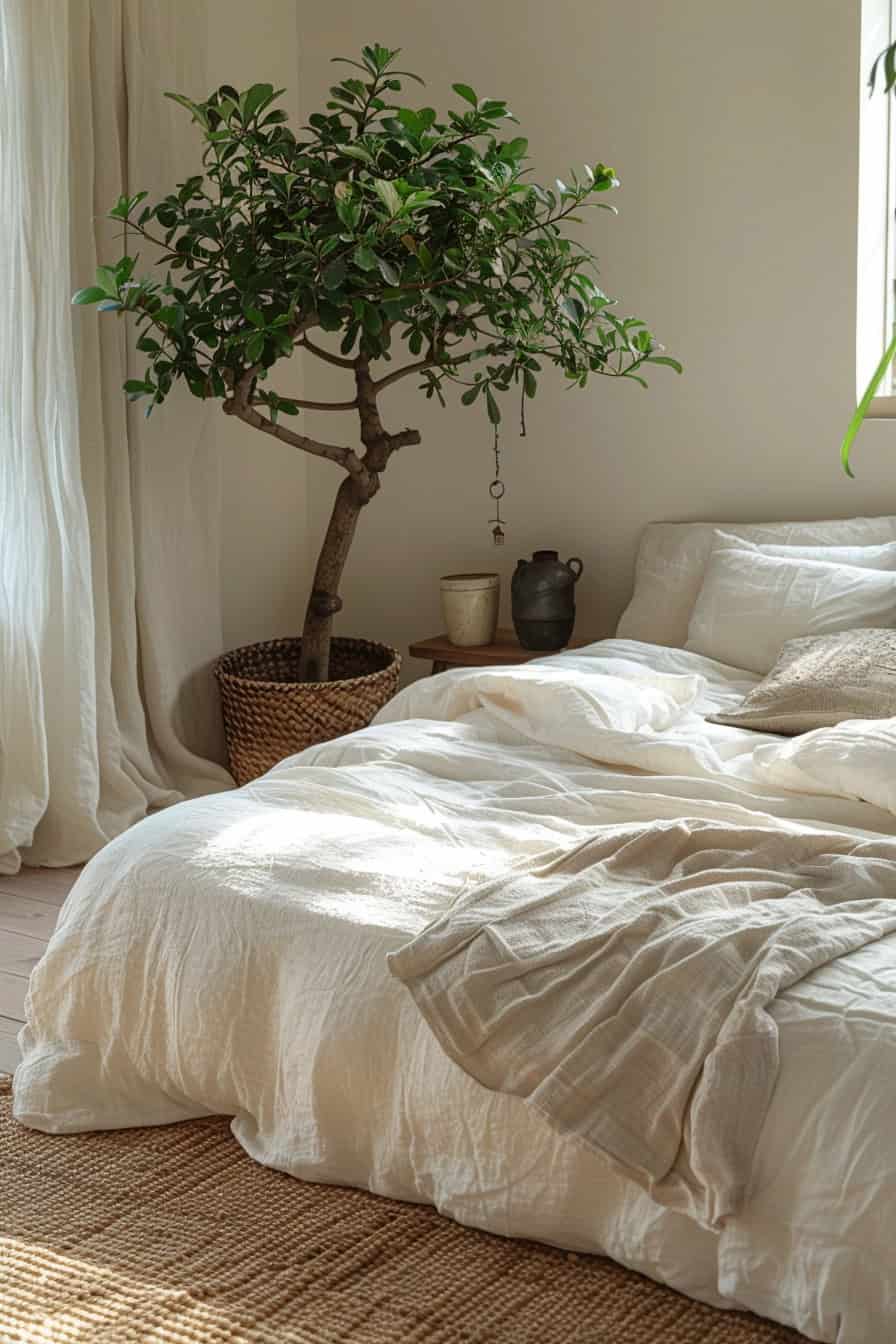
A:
[389,817,896,1229]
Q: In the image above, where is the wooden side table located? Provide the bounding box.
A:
[408,629,593,675]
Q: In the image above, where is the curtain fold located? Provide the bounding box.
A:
[0,0,232,873]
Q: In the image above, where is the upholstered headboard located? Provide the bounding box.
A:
[615,516,896,648]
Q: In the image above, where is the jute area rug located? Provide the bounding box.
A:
[0,1077,808,1344]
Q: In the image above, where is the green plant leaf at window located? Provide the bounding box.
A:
[842,330,896,477]
[842,37,896,474]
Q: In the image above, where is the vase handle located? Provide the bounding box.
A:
[566,557,584,582]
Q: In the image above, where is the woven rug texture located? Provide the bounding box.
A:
[0,1076,808,1344]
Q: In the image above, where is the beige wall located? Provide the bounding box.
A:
[296,0,896,681]
[206,1,313,651]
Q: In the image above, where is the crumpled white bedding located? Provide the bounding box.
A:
[14,640,896,1343]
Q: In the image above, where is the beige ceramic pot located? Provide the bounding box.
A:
[440,572,500,647]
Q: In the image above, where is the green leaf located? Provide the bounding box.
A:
[371,179,401,217]
[71,286,107,305]
[317,301,343,331]
[241,83,275,123]
[648,354,683,374]
[403,190,441,214]
[361,303,383,335]
[246,331,265,362]
[339,143,375,165]
[335,193,361,229]
[485,387,501,425]
[841,330,896,476]
[870,41,896,93]
[362,42,397,74]
[354,245,378,271]
[340,324,359,355]
[96,266,119,297]
[243,304,266,327]
[523,369,537,398]
[460,385,480,405]
[323,258,347,289]
[164,91,209,129]
[452,83,478,107]
[376,256,400,285]
[397,108,421,135]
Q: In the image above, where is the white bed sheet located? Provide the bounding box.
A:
[14,640,896,1343]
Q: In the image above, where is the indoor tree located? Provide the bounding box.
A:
[75,44,679,683]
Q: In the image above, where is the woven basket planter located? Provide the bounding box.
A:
[215,636,401,785]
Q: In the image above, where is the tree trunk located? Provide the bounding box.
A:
[298,474,367,682]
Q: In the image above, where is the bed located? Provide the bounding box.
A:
[14,516,896,1343]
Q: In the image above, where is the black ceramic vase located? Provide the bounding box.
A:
[511,550,584,651]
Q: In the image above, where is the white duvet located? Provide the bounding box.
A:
[15,640,896,1344]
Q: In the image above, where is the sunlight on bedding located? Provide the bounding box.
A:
[198,801,479,926]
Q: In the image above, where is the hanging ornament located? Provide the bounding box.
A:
[486,381,528,542]
[489,423,505,545]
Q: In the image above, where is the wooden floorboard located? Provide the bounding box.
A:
[0,971,29,1023]
[0,1038,20,1074]
[0,869,71,1070]
[0,891,59,942]
[0,928,49,1036]
[0,1014,20,1073]
[0,929,47,982]
[0,865,81,908]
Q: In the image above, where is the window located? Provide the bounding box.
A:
[858,0,896,413]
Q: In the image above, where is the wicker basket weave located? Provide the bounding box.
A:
[215,636,401,785]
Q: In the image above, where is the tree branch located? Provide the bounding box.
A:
[224,397,373,493]
[252,393,359,412]
[299,335,357,369]
[291,311,320,341]
[371,358,436,395]
[388,427,423,450]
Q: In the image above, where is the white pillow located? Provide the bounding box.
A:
[753,716,896,815]
[616,516,896,648]
[684,548,896,674]
[713,530,896,570]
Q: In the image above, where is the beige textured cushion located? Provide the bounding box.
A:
[708,628,896,735]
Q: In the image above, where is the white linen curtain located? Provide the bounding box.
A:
[0,0,233,873]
